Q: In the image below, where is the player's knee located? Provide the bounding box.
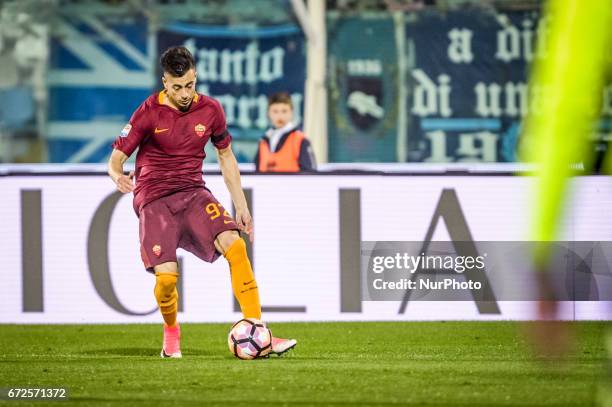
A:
[154,273,177,301]
[216,230,241,254]
[154,262,178,274]
[223,237,249,268]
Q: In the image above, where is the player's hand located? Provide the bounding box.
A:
[115,171,134,194]
[235,208,254,243]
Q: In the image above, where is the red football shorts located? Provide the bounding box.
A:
[138,188,239,273]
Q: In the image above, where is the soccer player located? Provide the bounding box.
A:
[108,46,297,358]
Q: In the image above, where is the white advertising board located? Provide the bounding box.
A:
[1,173,611,323]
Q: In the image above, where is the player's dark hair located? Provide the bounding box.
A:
[160,46,195,77]
[268,92,293,108]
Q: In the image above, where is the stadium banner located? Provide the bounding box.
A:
[327,15,399,162]
[157,23,306,163]
[48,15,153,163]
[1,174,611,323]
[404,8,540,162]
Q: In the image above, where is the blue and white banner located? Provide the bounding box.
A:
[47,19,305,164]
[405,9,540,162]
[47,15,153,163]
[158,23,306,162]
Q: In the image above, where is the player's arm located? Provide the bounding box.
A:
[217,144,253,241]
[108,149,134,194]
[109,102,149,193]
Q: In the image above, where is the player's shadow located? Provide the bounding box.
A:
[80,347,215,357]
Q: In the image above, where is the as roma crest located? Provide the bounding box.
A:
[152,245,161,257]
[195,123,206,138]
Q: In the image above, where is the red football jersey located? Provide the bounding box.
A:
[112,91,232,213]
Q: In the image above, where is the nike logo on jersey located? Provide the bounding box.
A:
[154,128,169,134]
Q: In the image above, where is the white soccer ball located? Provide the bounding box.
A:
[227,318,272,360]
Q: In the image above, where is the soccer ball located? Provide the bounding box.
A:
[227,318,272,360]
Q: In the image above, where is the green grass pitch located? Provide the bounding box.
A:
[0,322,607,406]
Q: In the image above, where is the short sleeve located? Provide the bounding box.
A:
[210,99,233,150]
[112,102,149,157]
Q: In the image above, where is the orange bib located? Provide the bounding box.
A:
[257,131,305,172]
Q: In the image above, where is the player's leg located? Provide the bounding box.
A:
[179,189,261,319]
[139,198,182,358]
[215,230,297,356]
[214,230,261,320]
[183,188,297,356]
[154,263,182,358]
[154,263,179,327]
